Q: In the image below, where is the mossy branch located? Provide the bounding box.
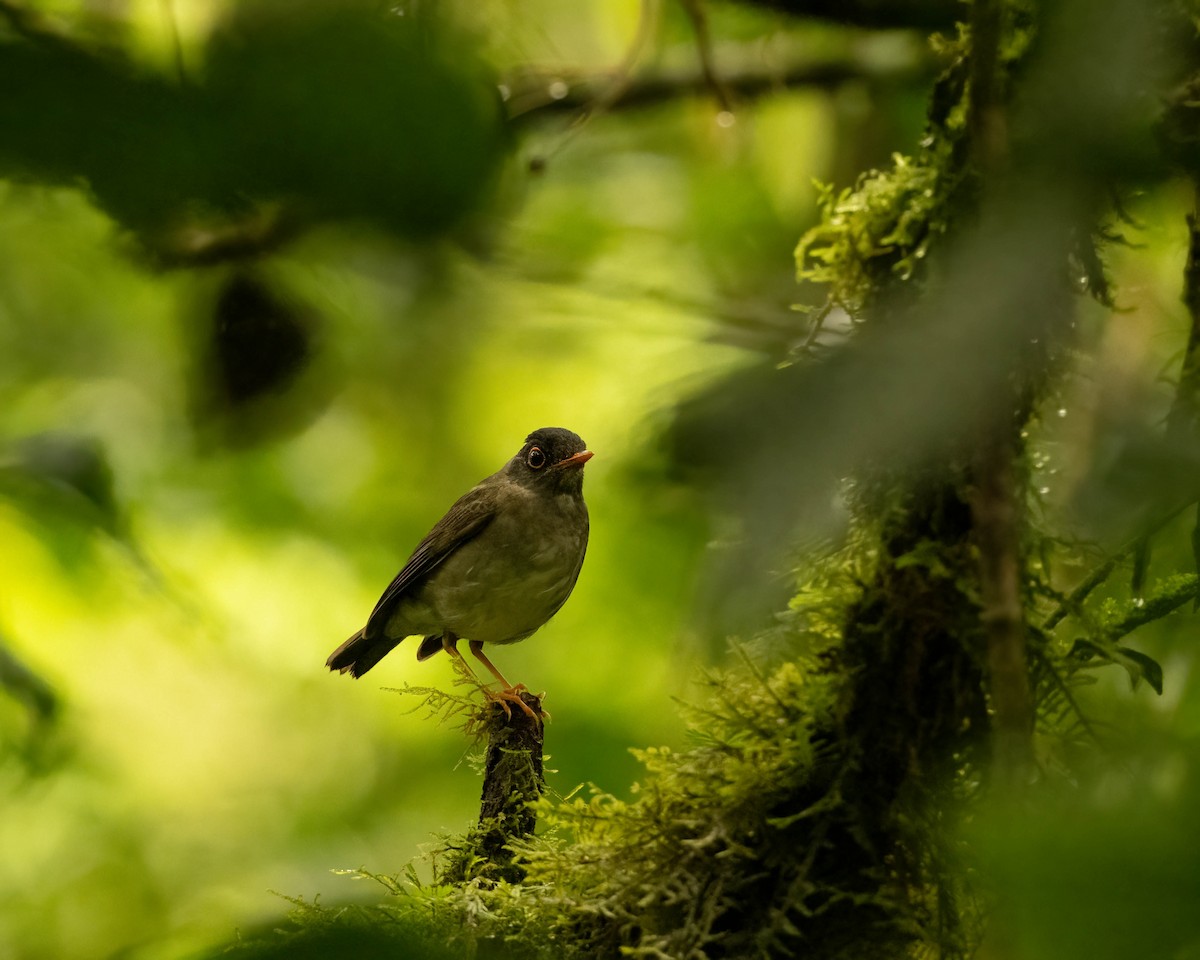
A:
[1103,575,1199,644]
[1041,503,1198,633]
[387,658,547,884]
[441,691,545,886]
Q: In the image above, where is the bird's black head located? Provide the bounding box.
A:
[508,427,592,494]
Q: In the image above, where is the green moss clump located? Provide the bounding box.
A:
[794,29,972,319]
[796,150,958,316]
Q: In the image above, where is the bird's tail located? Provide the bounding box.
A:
[325,629,401,678]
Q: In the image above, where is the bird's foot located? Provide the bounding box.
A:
[484,684,541,720]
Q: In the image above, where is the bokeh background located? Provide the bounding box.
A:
[2,1,1198,958]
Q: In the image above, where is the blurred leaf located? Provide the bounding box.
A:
[973,780,1200,960]
[0,638,58,725]
[0,431,118,525]
[669,191,1079,626]
[0,5,507,246]
[189,270,333,448]
[0,433,166,586]
[667,0,1172,631]
[212,273,311,407]
[1075,428,1200,543]
[0,432,125,571]
[203,5,508,238]
[0,632,69,776]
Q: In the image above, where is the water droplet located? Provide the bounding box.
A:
[716,110,736,128]
[1057,408,1067,418]
[1020,429,1030,439]
[1134,598,1146,608]
[548,79,569,100]
[1039,486,1050,495]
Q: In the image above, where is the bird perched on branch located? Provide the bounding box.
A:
[327,427,592,716]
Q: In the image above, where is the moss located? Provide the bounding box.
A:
[793,28,971,320]
[794,5,1040,324]
[796,149,960,317]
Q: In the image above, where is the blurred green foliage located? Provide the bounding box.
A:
[0,2,826,956]
[3,0,1200,959]
[0,4,506,247]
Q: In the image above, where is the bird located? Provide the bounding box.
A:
[326,427,592,716]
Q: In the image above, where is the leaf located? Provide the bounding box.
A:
[0,8,507,243]
[1112,645,1164,695]
[1,432,118,527]
[1068,638,1163,695]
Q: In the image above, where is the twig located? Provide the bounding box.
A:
[802,297,836,351]
[1041,502,1195,631]
[523,0,661,168]
[1170,179,1200,429]
[572,0,660,127]
[733,0,961,32]
[505,47,934,124]
[679,0,734,115]
[1028,643,1101,747]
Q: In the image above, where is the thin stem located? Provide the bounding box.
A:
[679,0,734,114]
[966,0,1032,784]
[158,0,187,84]
[1041,503,1196,631]
[972,426,1035,782]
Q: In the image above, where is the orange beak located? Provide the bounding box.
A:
[557,450,594,469]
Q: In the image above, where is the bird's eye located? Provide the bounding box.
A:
[526,446,547,469]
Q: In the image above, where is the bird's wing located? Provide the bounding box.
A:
[362,485,497,639]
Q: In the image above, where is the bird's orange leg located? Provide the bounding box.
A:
[441,634,481,679]
[469,640,538,719]
[441,634,496,699]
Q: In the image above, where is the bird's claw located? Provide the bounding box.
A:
[485,684,540,720]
